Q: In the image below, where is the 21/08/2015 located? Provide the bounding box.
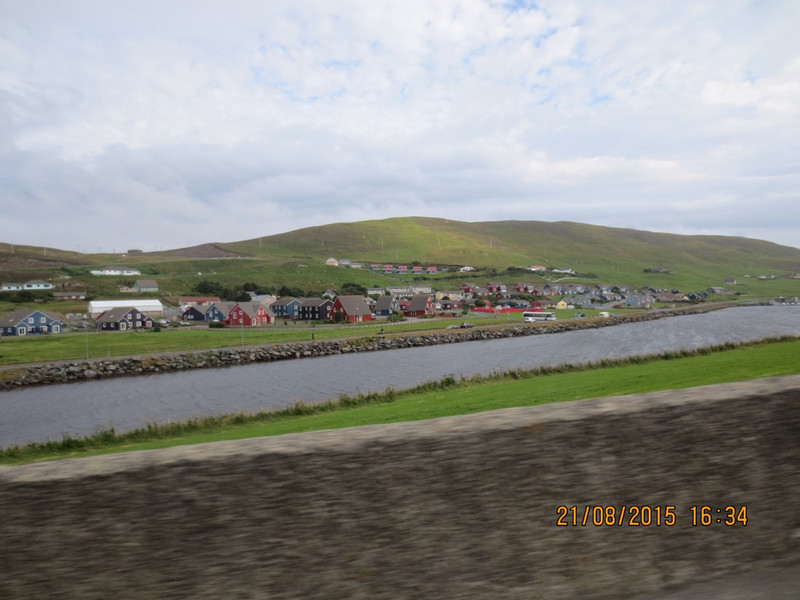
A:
[555,505,748,527]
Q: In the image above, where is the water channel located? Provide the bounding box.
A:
[1,305,798,447]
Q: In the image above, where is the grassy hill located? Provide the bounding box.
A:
[1,218,799,303]
[223,216,799,271]
[219,217,800,293]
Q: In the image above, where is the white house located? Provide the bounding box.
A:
[89,266,142,276]
[1,280,54,291]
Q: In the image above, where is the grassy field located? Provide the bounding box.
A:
[2,337,797,465]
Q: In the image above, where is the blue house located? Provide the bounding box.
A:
[374,295,399,316]
[205,302,237,323]
[1,309,64,336]
[270,297,302,319]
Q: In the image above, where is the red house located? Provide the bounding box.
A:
[330,295,373,322]
[404,294,434,317]
[228,302,275,326]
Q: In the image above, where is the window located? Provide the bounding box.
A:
[28,317,34,324]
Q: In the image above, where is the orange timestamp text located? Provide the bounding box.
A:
[555,505,748,527]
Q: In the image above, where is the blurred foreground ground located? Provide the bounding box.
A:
[632,562,800,600]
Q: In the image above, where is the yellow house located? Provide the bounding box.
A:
[555,299,569,310]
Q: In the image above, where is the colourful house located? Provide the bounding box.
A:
[205,302,238,323]
[298,298,333,321]
[228,303,275,326]
[374,295,399,316]
[181,306,206,322]
[270,297,303,319]
[96,307,154,331]
[0,309,63,336]
[330,295,373,322]
[404,294,434,317]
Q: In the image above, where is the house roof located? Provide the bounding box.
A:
[375,295,395,311]
[233,302,274,319]
[207,301,238,315]
[299,298,331,308]
[408,294,431,312]
[96,306,151,323]
[335,295,371,316]
[386,286,412,295]
[182,305,206,315]
[1,309,63,327]
[270,297,299,308]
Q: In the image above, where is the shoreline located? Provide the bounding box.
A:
[0,303,741,391]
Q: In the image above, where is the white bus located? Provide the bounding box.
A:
[523,311,556,322]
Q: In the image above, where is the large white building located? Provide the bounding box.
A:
[88,299,164,318]
[89,266,142,276]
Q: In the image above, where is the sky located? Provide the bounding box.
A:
[1,1,799,253]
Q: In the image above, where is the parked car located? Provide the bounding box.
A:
[460,322,474,328]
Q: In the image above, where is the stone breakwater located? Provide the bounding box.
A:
[0,305,734,391]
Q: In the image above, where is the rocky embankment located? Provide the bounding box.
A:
[0,305,736,390]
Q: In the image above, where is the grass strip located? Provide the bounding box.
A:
[1,336,798,465]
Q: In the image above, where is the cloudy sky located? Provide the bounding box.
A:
[2,1,798,252]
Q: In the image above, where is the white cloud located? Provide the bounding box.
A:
[1,0,798,251]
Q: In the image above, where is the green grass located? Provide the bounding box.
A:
[3,337,797,465]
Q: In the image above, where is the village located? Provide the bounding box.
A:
[3,257,794,336]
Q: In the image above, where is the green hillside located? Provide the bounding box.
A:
[1,218,799,303]
[218,217,799,292]
[224,217,798,271]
